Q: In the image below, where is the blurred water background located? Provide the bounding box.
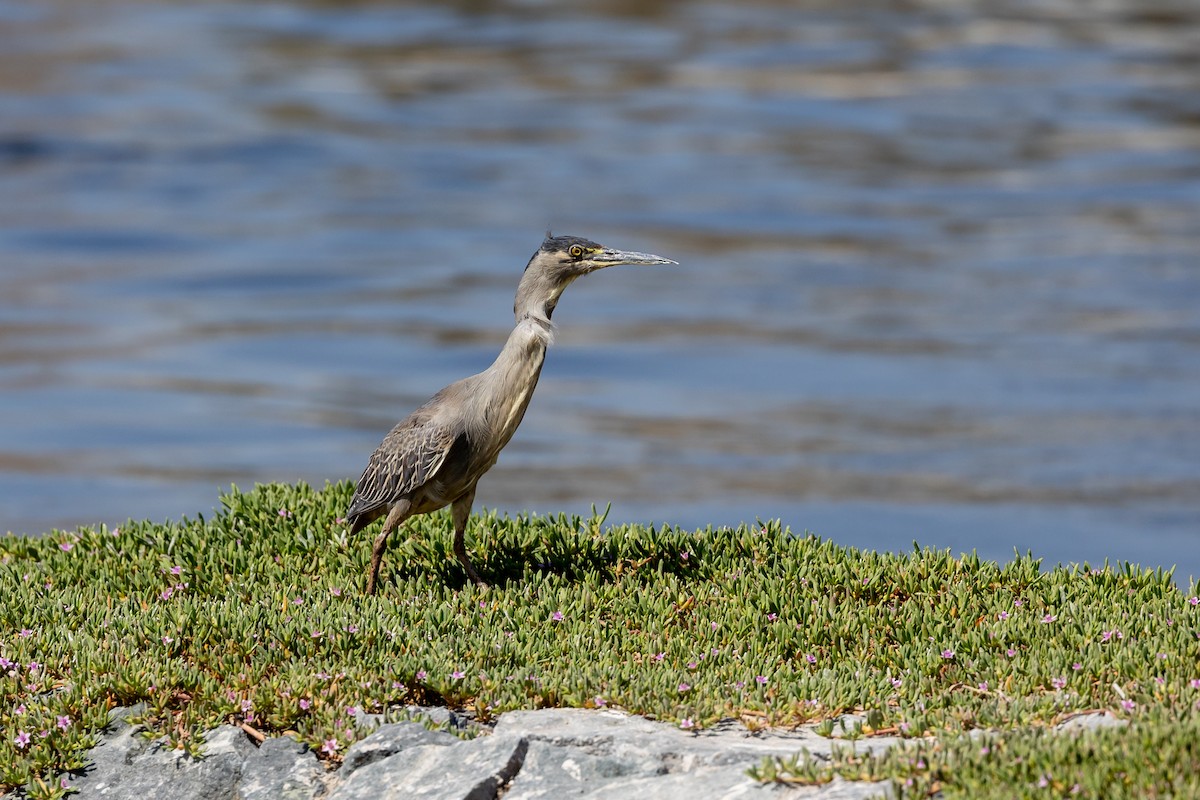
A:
[1,0,1198,581]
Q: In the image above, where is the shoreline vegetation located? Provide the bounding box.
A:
[2,481,1199,798]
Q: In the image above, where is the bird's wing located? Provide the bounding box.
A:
[346,413,460,523]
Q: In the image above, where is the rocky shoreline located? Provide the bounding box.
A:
[56,705,906,799]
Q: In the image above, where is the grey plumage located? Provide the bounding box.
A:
[347,235,677,593]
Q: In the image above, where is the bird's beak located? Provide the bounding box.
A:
[592,248,678,267]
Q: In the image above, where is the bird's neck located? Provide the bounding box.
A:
[513,266,576,324]
[474,317,551,449]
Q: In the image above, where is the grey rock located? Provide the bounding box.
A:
[1054,711,1127,732]
[513,768,890,800]
[500,740,653,798]
[406,705,471,731]
[69,723,254,800]
[69,706,900,800]
[327,733,528,800]
[238,735,326,800]
[495,709,897,799]
[339,720,458,776]
[495,708,897,769]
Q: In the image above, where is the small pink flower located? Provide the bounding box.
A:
[18,628,32,638]
[805,653,817,664]
[299,699,311,710]
[941,649,955,659]
[160,588,174,601]
[1041,614,1057,624]
[14,731,30,749]
[766,613,777,622]
[321,738,338,755]
[1014,599,1023,607]
[346,706,358,716]
[997,611,1009,621]
[311,630,323,639]
[292,597,304,605]
[551,611,564,622]
[330,587,342,597]
[170,565,183,575]
[652,652,665,662]
[241,699,253,713]
[1189,679,1200,689]
[1101,629,1122,643]
[1121,699,1136,711]
[679,718,694,729]
[1189,596,1199,606]
[978,681,989,692]
[891,678,902,688]
[678,683,691,693]
[278,508,292,518]
[451,670,465,680]
[1052,677,1066,689]
[161,635,173,645]
[755,675,768,685]
[111,527,121,536]
[680,551,689,561]
[416,670,428,681]
[59,542,74,552]
[345,624,359,634]
[1007,648,1017,657]
[335,517,347,525]
[1072,662,1083,671]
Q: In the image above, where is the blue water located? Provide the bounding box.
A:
[1,0,1198,582]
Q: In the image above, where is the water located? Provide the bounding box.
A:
[2,0,1198,581]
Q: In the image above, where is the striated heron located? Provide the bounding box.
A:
[346,234,677,593]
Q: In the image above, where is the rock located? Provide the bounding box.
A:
[1054,711,1127,732]
[494,709,898,799]
[406,705,472,731]
[327,733,528,800]
[238,735,326,800]
[68,706,900,800]
[340,720,458,775]
[68,723,254,800]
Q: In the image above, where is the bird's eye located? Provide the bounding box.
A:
[569,245,584,259]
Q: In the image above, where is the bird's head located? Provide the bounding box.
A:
[515,234,677,321]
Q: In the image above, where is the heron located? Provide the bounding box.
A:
[346,234,677,594]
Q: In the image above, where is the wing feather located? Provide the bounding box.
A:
[346,409,460,526]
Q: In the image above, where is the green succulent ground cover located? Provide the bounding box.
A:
[1,481,1198,799]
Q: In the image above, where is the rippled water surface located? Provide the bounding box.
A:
[2,0,1198,579]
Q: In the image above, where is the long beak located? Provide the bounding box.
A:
[592,247,678,267]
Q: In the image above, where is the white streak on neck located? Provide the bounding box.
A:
[515,314,555,347]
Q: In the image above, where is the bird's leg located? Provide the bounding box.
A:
[368,501,412,595]
[451,488,487,587]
